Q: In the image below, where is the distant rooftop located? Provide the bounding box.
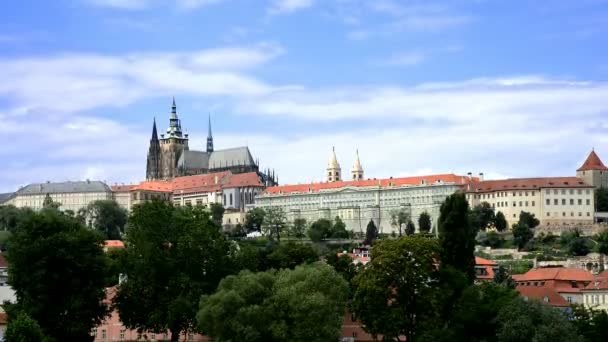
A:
[16,180,111,195]
[0,193,14,204]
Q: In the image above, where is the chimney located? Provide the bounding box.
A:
[214,175,219,184]
[478,173,484,181]
[467,172,472,180]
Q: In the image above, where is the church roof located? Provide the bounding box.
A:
[327,147,340,169]
[16,181,112,195]
[178,150,209,170]
[178,146,256,171]
[130,171,263,195]
[577,150,608,171]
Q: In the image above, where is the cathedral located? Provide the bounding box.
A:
[145,99,278,186]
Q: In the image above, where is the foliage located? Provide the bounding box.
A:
[197,263,349,342]
[115,201,233,341]
[6,208,108,341]
[267,241,318,270]
[596,187,608,212]
[4,311,47,342]
[0,230,11,251]
[481,231,506,248]
[261,207,287,241]
[439,193,476,283]
[0,205,34,233]
[595,230,608,255]
[494,211,508,232]
[104,247,127,287]
[390,209,410,236]
[405,220,416,236]
[496,298,583,342]
[470,202,496,231]
[570,304,608,342]
[209,202,225,227]
[308,219,332,242]
[352,236,441,342]
[512,222,534,250]
[290,218,307,239]
[42,194,61,210]
[363,219,378,245]
[418,211,432,233]
[331,216,349,239]
[82,200,128,240]
[325,253,359,283]
[245,207,266,232]
[493,266,516,289]
[519,211,540,229]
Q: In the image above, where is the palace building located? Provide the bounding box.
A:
[145,98,277,186]
[255,148,477,234]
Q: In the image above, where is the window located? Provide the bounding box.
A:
[562,189,566,195]
[570,189,574,195]
[563,212,566,217]
[513,214,517,218]
[578,199,582,205]
[571,212,574,217]
[586,199,591,205]
[519,192,523,196]
[586,189,591,194]
[102,329,107,341]
[513,192,516,196]
[525,201,528,206]
[519,201,523,207]
[562,199,566,205]
[578,189,582,195]
[120,330,125,341]
[587,212,591,216]
[513,202,517,207]
[230,193,233,206]
[570,199,574,205]
[151,333,156,341]
[578,212,582,217]
[546,190,550,195]
[567,296,573,303]
[223,194,226,205]
[554,199,558,205]
[546,212,550,217]
[532,201,535,206]
[554,190,558,195]
[525,192,528,196]
[546,199,550,205]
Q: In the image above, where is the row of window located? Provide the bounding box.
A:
[585,294,606,305]
[546,198,591,206]
[472,188,591,200]
[546,212,591,217]
[92,329,195,341]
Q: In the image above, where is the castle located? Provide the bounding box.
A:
[145,99,277,186]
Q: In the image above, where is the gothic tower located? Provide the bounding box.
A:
[159,97,189,179]
[326,147,342,182]
[145,118,161,180]
[206,113,214,152]
[351,149,364,181]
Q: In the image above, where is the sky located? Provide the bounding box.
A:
[0,0,607,192]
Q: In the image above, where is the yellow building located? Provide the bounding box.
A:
[9,180,112,212]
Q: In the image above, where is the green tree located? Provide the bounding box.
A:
[6,208,108,341]
[267,241,318,270]
[519,211,540,229]
[493,265,516,289]
[115,201,233,342]
[352,236,441,342]
[596,187,608,212]
[42,193,61,210]
[4,311,47,342]
[326,253,358,283]
[290,218,307,239]
[405,220,416,236]
[82,200,128,240]
[512,222,533,250]
[470,202,496,231]
[198,263,348,342]
[439,193,476,283]
[390,209,409,236]
[104,247,127,287]
[308,219,332,242]
[496,298,583,342]
[570,304,608,342]
[494,211,507,232]
[481,231,505,248]
[209,202,225,227]
[418,211,432,234]
[363,219,378,245]
[245,207,266,232]
[0,205,32,232]
[331,216,349,239]
[595,230,608,255]
[262,206,287,241]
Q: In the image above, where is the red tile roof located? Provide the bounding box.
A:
[577,150,608,171]
[517,286,570,307]
[132,181,173,192]
[583,278,608,291]
[512,268,595,282]
[111,184,136,192]
[128,171,264,195]
[104,240,124,249]
[263,173,477,195]
[466,177,591,193]
[475,256,498,266]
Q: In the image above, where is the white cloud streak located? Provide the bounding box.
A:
[86,0,224,10]
[268,0,315,15]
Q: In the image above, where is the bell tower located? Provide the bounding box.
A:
[351,149,364,181]
[326,147,342,183]
[159,97,189,179]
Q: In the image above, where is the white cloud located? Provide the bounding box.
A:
[379,51,426,66]
[86,0,224,10]
[268,0,315,15]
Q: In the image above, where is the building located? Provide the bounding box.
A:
[576,149,608,189]
[145,99,277,186]
[0,254,7,287]
[257,149,476,234]
[7,180,112,212]
[466,177,595,228]
[581,273,608,312]
[474,256,499,283]
[513,268,595,305]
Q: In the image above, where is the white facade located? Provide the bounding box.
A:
[11,181,112,212]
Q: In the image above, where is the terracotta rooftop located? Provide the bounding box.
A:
[104,240,125,249]
[263,173,477,195]
[466,177,591,193]
[475,256,498,266]
[111,184,136,192]
[512,268,595,282]
[127,171,264,195]
[577,150,608,171]
[517,286,570,307]
[583,278,608,291]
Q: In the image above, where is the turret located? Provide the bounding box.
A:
[326,147,342,182]
[206,113,214,152]
[351,149,364,181]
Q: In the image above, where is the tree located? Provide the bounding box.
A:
[363,219,378,245]
[266,241,318,270]
[390,209,409,236]
[0,205,33,232]
[496,298,583,342]
[261,207,287,241]
[418,211,432,234]
[493,266,516,289]
[494,211,507,232]
[308,219,332,242]
[115,201,233,342]
[4,311,47,342]
[198,263,348,342]
[481,231,505,248]
[519,211,540,229]
[596,187,608,212]
[42,193,61,210]
[512,222,533,250]
[439,193,476,283]
[245,207,266,232]
[6,208,108,341]
[331,216,349,239]
[352,236,441,342]
[82,200,127,240]
[104,247,127,287]
[570,304,608,342]
[326,253,358,283]
[209,202,225,227]
[405,220,416,236]
[595,230,608,255]
[569,237,591,256]
[290,218,307,239]
[470,202,495,231]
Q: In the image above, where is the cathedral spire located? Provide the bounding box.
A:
[352,149,364,181]
[171,97,177,119]
[206,113,214,153]
[326,147,342,183]
[151,117,158,141]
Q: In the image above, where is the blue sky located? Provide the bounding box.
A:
[1,0,607,191]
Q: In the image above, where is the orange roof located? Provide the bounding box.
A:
[104,240,124,249]
[129,172,264,195]
[172,172,232,191]
[264,173,477,195]
[517,286,570,307]
[577,150,608,171]
[132,181,173,192]
[224,172,264,188]
[111,184,136,192]
[513,268,594,282]
[583,278,608,291]
[466,177,591,193]
[475,256,498,266]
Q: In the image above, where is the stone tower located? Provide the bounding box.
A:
[159,98,189,179]
[351,149,364,181]
[145,118,161,180]
[326,147,342,182]
[577,149,608,188]
[206,113,214,153]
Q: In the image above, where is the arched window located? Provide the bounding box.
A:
[230,194,233,206]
